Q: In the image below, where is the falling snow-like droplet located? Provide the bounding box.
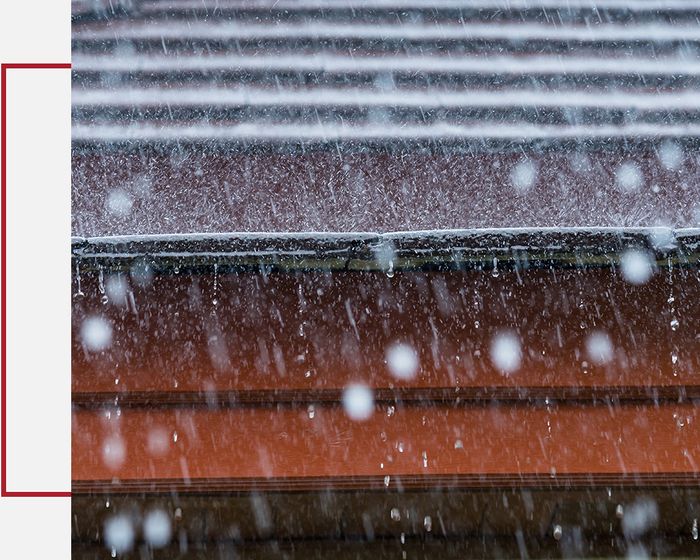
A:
[510,159,538,193]
[490,332,522,375]
[342,384,374,421]
[143,509,172,548]
[586,331,614,365]
[102,434,126,470]
[622,499,659,539]
[615,161,643,192]
[620,250,654,285]
[105,189,134,218]
[105,275,129,307]
[81,316,113,352]
[147,427,170,457]
[658,140,684,171]
[386,343,419,380]
[104,515,134,554]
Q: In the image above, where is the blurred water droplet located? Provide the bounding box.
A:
[102,435,126,470]
[104,514,134,555]
[390,508,401,521]
[615,161,643,192]
[586,331,614,365]
[620,250,654,285]
[490,331,522,375]
[510,158,538,193]
[105,189,134,218]
[342,384,374,422]
[143,510,172,549]
[658,140,684,171]
[386,343,419,380]
[81,316,113,352]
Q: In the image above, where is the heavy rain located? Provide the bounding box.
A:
[71,1,700,558]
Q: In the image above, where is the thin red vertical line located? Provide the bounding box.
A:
[1,63,8,498]
[1,63,71,498]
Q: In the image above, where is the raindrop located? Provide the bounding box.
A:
[692,518,698,540]
[390,508,401,522]
[386,343,419,380]
[658,140,684,171]
[102,434,126,470]
[342,384,374,422]
[143,510,172,549]
[553,524,563,540]
[147,427,170,457]
[510,158,538,193]
[615,161,643,192]
[105,189,134,218]
[648,227,676,250]
[620,250,654,285]
[424,516,432,532]
[104,515,134,555]
[622,499,659,539]
[490,331,522,375]
[81,316,113,352]
[585,331,614,365]
[130,259,154,288]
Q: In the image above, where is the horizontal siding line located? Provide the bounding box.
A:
[71,54,700,75]
[71,22,700,42]
[70,87,700,109]
[137,0,700,12]
[71,121,700,141]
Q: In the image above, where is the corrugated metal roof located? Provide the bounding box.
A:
[72,0,700,145]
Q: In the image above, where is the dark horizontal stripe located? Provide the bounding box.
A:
[71,227,700,270]
[71,107,700,128]
[71,385,700,408]
[71,71,700,94]
[71,38,700,58]
[72,472,700,495]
